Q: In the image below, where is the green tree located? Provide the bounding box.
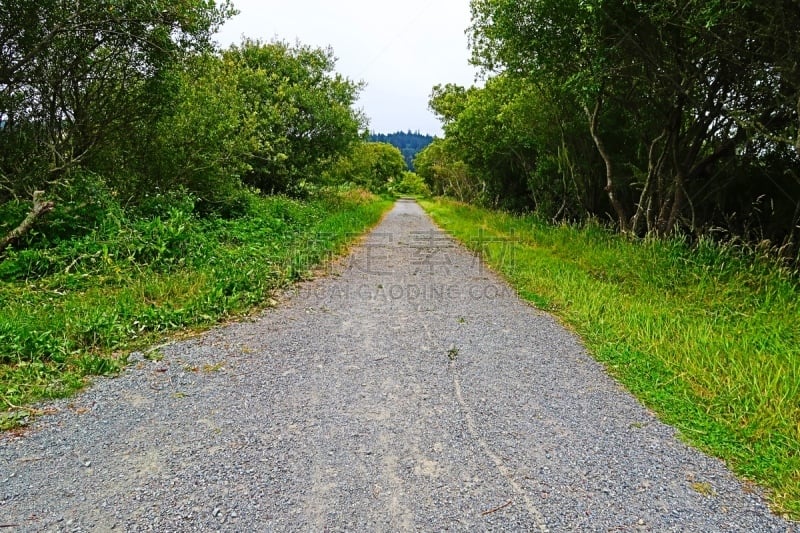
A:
[0,0,233,197]
[391,171,431,197]
[369,131,434,170]
[0,0,234,248]
[224,40,365,195]
[133,53,257,214]
[428,76,596,216]
[326,142,407,193]
[429,79,538,209]
[468,0,800,247]
[414,139,482,202]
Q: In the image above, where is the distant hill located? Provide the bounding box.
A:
[370,131,435,170]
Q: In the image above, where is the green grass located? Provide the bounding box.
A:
[0,190,392,427]
[420,197,800,519]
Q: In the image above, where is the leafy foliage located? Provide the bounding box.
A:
[225,40,365,195]
[111,52,257,215]
[0,0,234,198]
[389,172,431,197]
[84,39,365,211]
[0,2,370,259]
[325,142,407,193]
[429,0,800,257]
[414,139,482,203]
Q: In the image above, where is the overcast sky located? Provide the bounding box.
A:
[214,0,479,136]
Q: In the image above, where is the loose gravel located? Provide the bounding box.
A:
[1,199,794,532]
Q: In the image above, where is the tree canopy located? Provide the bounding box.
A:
[422,0,800,255]
[0,2,370,252]
[0,0,234,197]
[325,142,406,193]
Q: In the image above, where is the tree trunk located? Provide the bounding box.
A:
[780,199,800,260]
[0,191,55,257]
[632,130,667,235]
[664,171,686,236]
[796,94,800,157]
[584,102,629,232]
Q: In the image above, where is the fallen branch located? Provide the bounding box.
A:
[481,499,513,516]
[0,190,55,256]
[1,396,57,416]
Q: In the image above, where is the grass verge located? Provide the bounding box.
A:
[420,197,800,519]
[1,190,392,428]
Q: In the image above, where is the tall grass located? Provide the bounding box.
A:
[421,198,800,519]
[0,190,392,426]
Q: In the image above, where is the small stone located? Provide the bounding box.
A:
[230,511,237,518]
[212,507,221,517]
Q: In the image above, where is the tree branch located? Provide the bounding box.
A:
[584,101,629,231]
[0,191,55,257]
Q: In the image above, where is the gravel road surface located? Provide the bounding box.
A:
[1,199,794,531]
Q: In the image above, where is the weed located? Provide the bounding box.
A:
[691,482,716,497]
[144,350,164,362]
[201,362,225,373]
[447,345,459,360]
[0,410,28,430]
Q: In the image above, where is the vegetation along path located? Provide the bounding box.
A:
[0,200,793,531]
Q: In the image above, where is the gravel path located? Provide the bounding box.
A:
[1,200,794,532]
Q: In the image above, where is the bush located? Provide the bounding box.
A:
[390,171,431,197]
[132,189,197,220]
[0,200,30,240]
[0,189,209,281]
[0,171,122,251]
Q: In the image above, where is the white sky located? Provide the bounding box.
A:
[214,0,478,136]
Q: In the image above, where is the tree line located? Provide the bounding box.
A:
[0,0,408,255]
[415,0,800,258]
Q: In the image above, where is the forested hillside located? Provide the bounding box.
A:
[417,0,800,260]
[370,131,434,170]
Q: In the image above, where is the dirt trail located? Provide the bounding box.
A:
[0,200,792,531]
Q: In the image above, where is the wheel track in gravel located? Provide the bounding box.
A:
[450,363,549,532]
[0,199,793,532]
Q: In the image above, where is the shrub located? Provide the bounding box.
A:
[391,171,431,197]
